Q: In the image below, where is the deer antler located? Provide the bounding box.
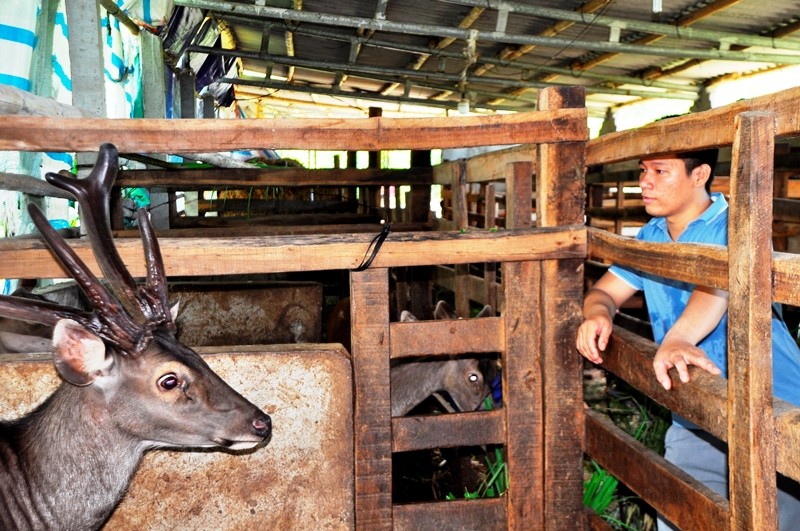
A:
[44,144,145,322]
[0,143,175,353]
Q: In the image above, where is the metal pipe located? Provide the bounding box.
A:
[190,45,697,100]
[174,0,800,64]
[441,0,800,52]
[97,0,140,35]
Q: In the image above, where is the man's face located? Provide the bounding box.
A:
[638,156,701,219]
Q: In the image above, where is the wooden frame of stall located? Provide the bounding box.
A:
[0,86,588,529]
[583,87,800,529]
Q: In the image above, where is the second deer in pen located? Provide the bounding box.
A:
[391,301,494,416]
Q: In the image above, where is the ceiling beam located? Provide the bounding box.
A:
[442,0,800,51]
[174,0,800,64]
[224,14,699,93]
[191,45,698,100]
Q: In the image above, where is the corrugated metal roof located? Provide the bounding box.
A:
[169,0,800,119]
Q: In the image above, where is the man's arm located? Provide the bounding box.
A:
[653,286,726,390]
[576,272,638,364]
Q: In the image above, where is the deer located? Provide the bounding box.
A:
[0,144,272,530]
[391,301,494,417]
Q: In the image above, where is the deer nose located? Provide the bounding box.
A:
[252,414,272,439]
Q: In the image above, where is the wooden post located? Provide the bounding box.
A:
[502,160,545,528]
[350,268,393,530]
[727,111,778,530]
[452,161,471,317]
[536,85,587,528]
[484,182,498,311]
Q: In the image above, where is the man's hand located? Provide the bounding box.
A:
[653,337,721,390]
[576,313,614,364]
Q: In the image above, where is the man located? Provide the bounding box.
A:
[576,149,800,529]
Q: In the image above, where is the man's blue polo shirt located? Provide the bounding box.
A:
[609,192,800,407]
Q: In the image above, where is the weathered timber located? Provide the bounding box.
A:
[392,498,506,531]
[536,85,586,529]
[0,109,587,153]
[585,410,729,530]
[432,144,538,184]
[116,166,433,188]
[0,172,73,199]
[585,508,615,530]
[389,317,504,359]
[0,227,586,279]
[391,410,505,452]
[589,228,800,307]
[113,222,429,239]
[350,268,392,530]
[0,85,94,118]
[586,85,800,166]
[727,112,778,529]
[604,326,800,483]
[604,326,729,439]
[168,212,381,229]
[431,265,504,310]
[774,198,800,223]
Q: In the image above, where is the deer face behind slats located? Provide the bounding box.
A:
[0,144,271,530]
[391,301,493,417]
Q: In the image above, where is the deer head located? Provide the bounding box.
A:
[0,143,271,450]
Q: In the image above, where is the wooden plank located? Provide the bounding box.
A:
[0,172,73,199]
[392,498,506,531]
[116,166,433,188]
[589,228,800,307]
[0,108,587,153]
[484,183,499,311]
[432,144,538,185]
[586,86,800,166]
[727,111,778,530]
[391,410,505,452]
[502,259,543,529]
[536,85,586,529]
[112,222,428,239]
[389,317,504,359]
[350,268,392,530]
[0,226,586,279]
[585,410,729,530]
[605,325,800,484]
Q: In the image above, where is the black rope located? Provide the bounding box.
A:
[352,223,391,271]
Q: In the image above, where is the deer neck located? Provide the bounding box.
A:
[391,361,449,416]
[6,383,145,529]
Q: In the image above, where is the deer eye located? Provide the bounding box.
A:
[158,373,180,390]
[468,373,479,383]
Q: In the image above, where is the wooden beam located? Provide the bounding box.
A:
[585,410,729,529]
[536,86,586,528]
[389,317,504,359]
[588,228,800,308]
[391,410,505,452]
[586,86,800,166]
[115,166,434,188]
[432,144,537,184]
[0,226,586,279]
[726,111,778,529]
[0,108,587,153]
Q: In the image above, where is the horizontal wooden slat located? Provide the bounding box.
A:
[392,498,506,531]
[113,222,429,239]
[585,410,729,530]
[0,172,73,199]
[588,227,728,289]
[0,226,586,279]
[116,166,433,188]
[391,410,504,452]
[604,326,800,482]
[586,86,800,166]
[0,109,587,153]
[432,144,538,184]
[389,317,504,359]
[588,227,800,307]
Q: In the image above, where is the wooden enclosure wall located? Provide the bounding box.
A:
[0,87,589,530]
[583,86,800,529]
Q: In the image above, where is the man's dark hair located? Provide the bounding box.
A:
[676,149,719,193]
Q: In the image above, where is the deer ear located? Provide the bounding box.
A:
[400,310,417,322]
[475,305,494,318]
[169,300,180,321]
[434,300,457,320]
[52,319,111,386]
